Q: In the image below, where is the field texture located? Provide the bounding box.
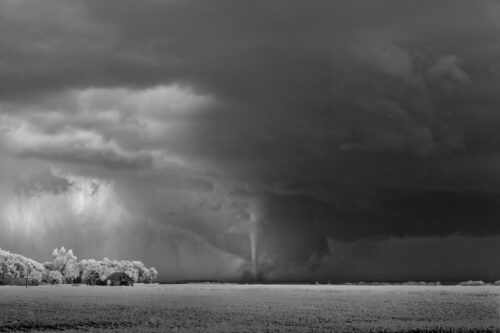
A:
[0,284,499,332]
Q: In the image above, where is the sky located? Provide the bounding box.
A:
[1,0,500,282]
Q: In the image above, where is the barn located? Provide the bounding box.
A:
[105,272,134,286]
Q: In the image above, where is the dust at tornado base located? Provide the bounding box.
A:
[0,284,499,332]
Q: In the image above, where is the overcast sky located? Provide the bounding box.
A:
[1,0,500,282]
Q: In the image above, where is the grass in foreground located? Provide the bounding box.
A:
[0,284,499,332]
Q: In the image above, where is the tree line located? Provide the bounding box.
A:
[0,247,158,285]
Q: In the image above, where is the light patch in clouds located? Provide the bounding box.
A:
[0,169,246,281]
[427,55,470,91]
[353,38,417,82]
[3,123,155,169]
[77,85,213,119]
[2,171,125,237]
[0,84,213,170]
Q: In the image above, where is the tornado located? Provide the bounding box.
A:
[248,209,259,280]
[249,228,258,279]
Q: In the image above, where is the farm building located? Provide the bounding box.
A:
[105,272,134,286]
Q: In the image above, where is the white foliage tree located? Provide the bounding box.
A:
[52,247,79,283]
[28,270,43,284]
[1,247,158,285]
[80,259,103,284]
[149,267,158,283]
[0,248,46,285]
[48,270,63,284]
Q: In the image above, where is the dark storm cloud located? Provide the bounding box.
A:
[270,236,500,282]
[1,0,500,280]
[250,189,500,273]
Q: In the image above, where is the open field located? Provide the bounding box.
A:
[0,284,499,332]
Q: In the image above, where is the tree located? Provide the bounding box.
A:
[0,248,46,285]
[2,247,159,286]
[86,271,102,285]
[134,261,149,283]
[80,259,101,283]
[149,267,158,283]
[28,270,43,285]
[64,261,80,283]
[121,260,138,282]
[52,247,79,283]
[48,270,63,284]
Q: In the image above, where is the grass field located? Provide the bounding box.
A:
[0,284,499,332]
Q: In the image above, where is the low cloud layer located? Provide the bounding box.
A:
[1,1,500,281]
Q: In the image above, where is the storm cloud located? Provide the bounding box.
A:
[1,0,500,281]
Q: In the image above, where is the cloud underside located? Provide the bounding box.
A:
[1,0,500,280]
